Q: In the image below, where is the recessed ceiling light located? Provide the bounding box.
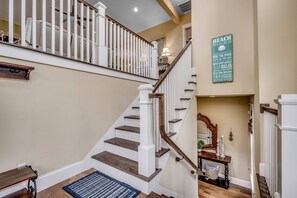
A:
[133,7,138,12]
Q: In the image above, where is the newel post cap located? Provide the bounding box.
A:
[138,84,154,91]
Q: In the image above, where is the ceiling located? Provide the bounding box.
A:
[86,0,187,33]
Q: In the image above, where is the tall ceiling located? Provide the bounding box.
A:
[86,0,186,33]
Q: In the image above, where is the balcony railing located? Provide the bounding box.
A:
[0,0,158,79]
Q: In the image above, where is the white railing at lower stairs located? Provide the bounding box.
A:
[137,42,198,177]
[1,0,158,79]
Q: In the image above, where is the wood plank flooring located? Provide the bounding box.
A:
[37,169,251,198]
[198,180,252,198]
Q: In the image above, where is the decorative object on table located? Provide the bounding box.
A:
[229,128,233,141]
[197,140,205,152]
[0,30,4,41]
[63,171,140,198]
[220,135,225,158]
[212,34,233,83]
[204,163,219,180]
[216,138,220,156]
[159,47,170,64]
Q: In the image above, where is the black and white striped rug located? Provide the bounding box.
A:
[63,171,141,198]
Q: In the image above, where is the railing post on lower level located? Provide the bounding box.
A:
[138,84,156,177]
[94,2,108,66]
[152,41,159,79]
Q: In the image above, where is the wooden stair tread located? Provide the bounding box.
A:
[3,188,31,198]
[168,132,177,137]
[0,166,37,190]
[147,192,162,198]
[115,125,140,133]
[105,138,139,151]
[92,151,161,182]
[180,98,191,100]
[192,74,197,77]
[169,119,182,123]
[124,115,140,120]
[175,108,187,111]
[184,89,194,92]
[132,106,139,109]
[156,148,170,158]
[188,81,197,84]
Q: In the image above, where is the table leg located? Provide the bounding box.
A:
[198,157,202,171]
[224,163,229,187]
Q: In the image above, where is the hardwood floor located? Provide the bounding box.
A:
[37,169,146,198]
[198,180,252,198]
[37,169,251,198]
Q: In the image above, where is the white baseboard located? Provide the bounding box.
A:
[0,160,87,197]
[230,176,251,189]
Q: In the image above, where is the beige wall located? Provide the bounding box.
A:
[160,98,198,197]
[192,0,255,96]
[0,56,140,175]
[138,14,191,63]
[197,97,251,181]
[257,0,297,108]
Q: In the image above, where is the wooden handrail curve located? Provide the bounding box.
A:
[153,40,192,93]
[150,93,202,175]
[106,15,153,46]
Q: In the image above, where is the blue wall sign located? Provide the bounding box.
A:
[212,34,233,83]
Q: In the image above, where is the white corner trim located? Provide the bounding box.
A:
[0,161,87,197]
[276,124,297,132]
[230,176,251,189]
[0,43,156,84]
[182,23,191,47]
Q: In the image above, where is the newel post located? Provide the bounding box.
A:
[152,41,159,79]
[94,2,108,66]
[138,84,156,177]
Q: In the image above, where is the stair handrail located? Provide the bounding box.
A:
[149,93,202,175]
[153,40,192,93]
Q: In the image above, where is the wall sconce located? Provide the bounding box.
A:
[229,128,233,141]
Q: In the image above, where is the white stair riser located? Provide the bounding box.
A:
[116,130,140,142]
[169,122,181,132]
[104,143,138,161]
[188,83,196,90]
[131,109,140,115]
[92,160,150,194]
[124,118,140,127]
[180,100,190,107]
[175,110,186,119]
[191,76,197,82]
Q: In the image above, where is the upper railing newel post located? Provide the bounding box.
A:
[151,41,159,79]
[94,2,108,66]
[138,84,156,177]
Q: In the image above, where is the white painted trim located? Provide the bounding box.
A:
[230,176,251,189]
[276,124,297,132]
[182,23,191,47]
[0,161,87,197]
[0,43,156,84]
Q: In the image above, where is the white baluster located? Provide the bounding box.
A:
[152,41,158,79]
[109,20,113,67]
[74,0,78,59]
[42,0,46,52]
[92,10,95,63]
[120,27,123,71]
[127,32,130,73]
[117,25,120,70]
[113,24,116,69]
[32,0,36,49]
[80,2,84,61]
[86,7,90,62]
[51,0,55,53]
[123,30,127,71]
[9,0,14,44]
[67,0,71,58]
[59,0,63,55]
[21,0,26,46]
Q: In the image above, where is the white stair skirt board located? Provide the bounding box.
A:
[0,161,87,197]
[83,97,139,165]
[116,129,140,142]
[104,142,138,161]
[124,118,140,127]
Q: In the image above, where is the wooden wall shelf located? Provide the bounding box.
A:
[0,62,34,80]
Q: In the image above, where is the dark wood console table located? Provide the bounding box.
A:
[0,166,38,198]
[198,151,231,189]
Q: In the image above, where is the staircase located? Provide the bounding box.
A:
[86,41,197,197]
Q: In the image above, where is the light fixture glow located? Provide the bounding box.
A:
[133,7,138,12]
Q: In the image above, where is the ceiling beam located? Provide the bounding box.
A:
[156,0,180,25]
